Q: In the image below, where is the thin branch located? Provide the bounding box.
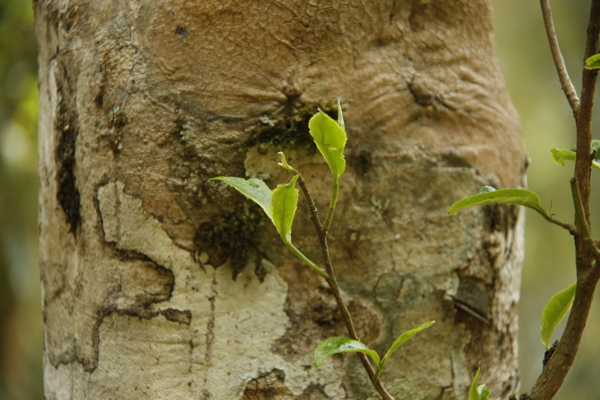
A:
[540,0,581,115]
[291,171,395,400]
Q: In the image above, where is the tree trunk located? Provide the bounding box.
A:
[36,1,525,399]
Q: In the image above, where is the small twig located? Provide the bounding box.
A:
[296,174,395,400]
[540,0,580,115]
[541,214,575,233]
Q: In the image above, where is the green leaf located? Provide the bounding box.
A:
[314,337,380,367]
[550,148,576,165]
[209,177,273,222]
[468,368,491,400]
[585,53,600,70]
[271,175,300,243]
[448,187,550,219]
[541,282,577,350]
[309,110,347,178]
[378,321,435,375]
[550,140,600,171]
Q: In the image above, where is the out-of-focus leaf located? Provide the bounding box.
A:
[541,282,577,350]
[468,368,491,400]
[550,141,600,171]
[314,337,380,367]
[448,187,550,219]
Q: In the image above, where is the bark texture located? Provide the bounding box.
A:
[36,1,526,399]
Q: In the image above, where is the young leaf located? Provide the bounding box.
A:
[271,175,300,243]
[209,177,273,222]
[448,187,550,219]
[377,321,435,375]
[585,53,600,70]
[337,99,345,131]
[550,141,600,171]
[314,337,380,367]
[550,148,576,165]
[309,110,347,178]
[541,282,577,350]
[468,368,491,400]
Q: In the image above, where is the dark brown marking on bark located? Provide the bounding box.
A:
[453,278,491,324]
[175,25,189,39]
[160,308,192,325]
[55,87,81,236]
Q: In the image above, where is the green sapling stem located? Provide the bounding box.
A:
[284,240,330,279]
[323,175,340,235]
[570,177,592,240]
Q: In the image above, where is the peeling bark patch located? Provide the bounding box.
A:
[241,369,295,400]
[160,308,192,325]
[55,93,81,235]
[408,79,434,107]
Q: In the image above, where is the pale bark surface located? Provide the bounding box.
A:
[36,1,526,399]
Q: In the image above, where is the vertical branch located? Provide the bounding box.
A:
[539,0,580,115]
[574,0,600,220]
[528,1,600,399]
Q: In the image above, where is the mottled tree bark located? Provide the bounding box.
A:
[36,1,525,399]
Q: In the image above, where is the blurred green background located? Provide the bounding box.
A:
[0,1,597,399]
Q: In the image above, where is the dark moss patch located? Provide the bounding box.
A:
[194,202,266,280]
[348,149,372,175]
[248,99,338,149]
[241,369,294,400]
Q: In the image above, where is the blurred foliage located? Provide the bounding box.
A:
[0,1,598,400]
[0,0,42,399]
